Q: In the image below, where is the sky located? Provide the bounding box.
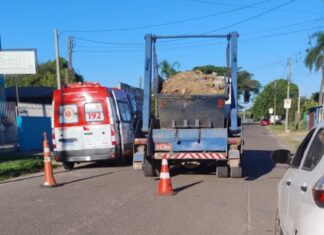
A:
[0,0,323,101]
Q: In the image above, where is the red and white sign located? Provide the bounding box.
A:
[154,152,227,160]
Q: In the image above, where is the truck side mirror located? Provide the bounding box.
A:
[271,149,291,164]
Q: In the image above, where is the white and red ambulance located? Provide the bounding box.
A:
[51,82,137,170]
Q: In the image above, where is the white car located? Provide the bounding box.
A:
[272,121,324,235]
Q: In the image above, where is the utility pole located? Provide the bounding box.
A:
[297,85,301,115]
[274,80,277,125]
[285,57,291,132]
[321,51,324,121]
[15,76,19,116]
[67,36,73,83]
[54,29,61,89]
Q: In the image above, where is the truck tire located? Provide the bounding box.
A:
[62,162,74,170]
[230,166,242,178]
[217,166,229,178]
[143,157,158,177]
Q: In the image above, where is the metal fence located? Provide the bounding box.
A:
[0,101,19,152]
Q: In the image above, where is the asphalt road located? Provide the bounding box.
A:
[0,124,288,235]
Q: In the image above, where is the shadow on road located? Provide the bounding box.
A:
[75,160,132,169]
[242,150,275,180]
[173,180,204,193]
[60,172,114,186]
[169,164,216,177]
[0,170,72,185]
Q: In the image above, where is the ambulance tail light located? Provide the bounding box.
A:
[52,131,56,150]
[111,125,117,146]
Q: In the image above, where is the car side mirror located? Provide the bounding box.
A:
[271,149,291,164]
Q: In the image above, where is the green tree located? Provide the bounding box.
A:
[305,32,324,71]
[311,92,319,103]
[5,58,84,88]
[305,32,324,104]
[251,79,298,120]
[158,60,180,79]
[193,65,261,102]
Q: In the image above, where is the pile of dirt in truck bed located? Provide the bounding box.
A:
[160,70,226,95]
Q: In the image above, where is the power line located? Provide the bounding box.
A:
[154,17,323,48]
[74,17,322,50]
[62,0,274,33]
[243,17,324,36]
[72,36,142,45]
[73,25,323,54]
[183,0,317,14]
[205,0,295,33]
[241,25,324,42]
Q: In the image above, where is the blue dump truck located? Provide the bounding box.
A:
[133,32,243,178]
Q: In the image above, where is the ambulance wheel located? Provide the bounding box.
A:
[143,157,157,177]
[62,162,75,170]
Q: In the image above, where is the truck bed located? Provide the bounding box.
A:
[156,94,227,129]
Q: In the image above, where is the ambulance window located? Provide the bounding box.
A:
[85,102,105,122]
[59,104,78,124]
[118,102,132,122]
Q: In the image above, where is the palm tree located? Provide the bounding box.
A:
[305,32,324,104]
[158,60,180,79]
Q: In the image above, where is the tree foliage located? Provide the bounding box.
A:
[5,58,84,88]
[158,60,180,79]
[251,79,298,120]
[305,32,324,72]
[311,92,319,103]
[193,65,261,102]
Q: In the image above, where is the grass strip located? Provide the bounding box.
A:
[0,153,60,181]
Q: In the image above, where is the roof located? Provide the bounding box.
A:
[308,105,323,112]
[5,87,54,104]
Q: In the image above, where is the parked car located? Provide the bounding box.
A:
[260,118,270,126]
[272,121,324,235]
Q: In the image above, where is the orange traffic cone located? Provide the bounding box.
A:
[41,132,58,188]
[157,155,175,196]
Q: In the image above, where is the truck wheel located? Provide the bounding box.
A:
[143,157,158,177]
[217,166,229,178]
[230,166,242,178]
[62,162,75,170]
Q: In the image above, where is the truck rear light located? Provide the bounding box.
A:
[111,125,116,146]
[313,175,324,208]
[217,99,224,108]
[155,143,172,151]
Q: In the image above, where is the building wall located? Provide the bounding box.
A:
[18,102,52,117]
[0,75,6,117]
[0,76,19,151]
[16,116,52,152]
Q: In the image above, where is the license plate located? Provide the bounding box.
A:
[60,138,77,143]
